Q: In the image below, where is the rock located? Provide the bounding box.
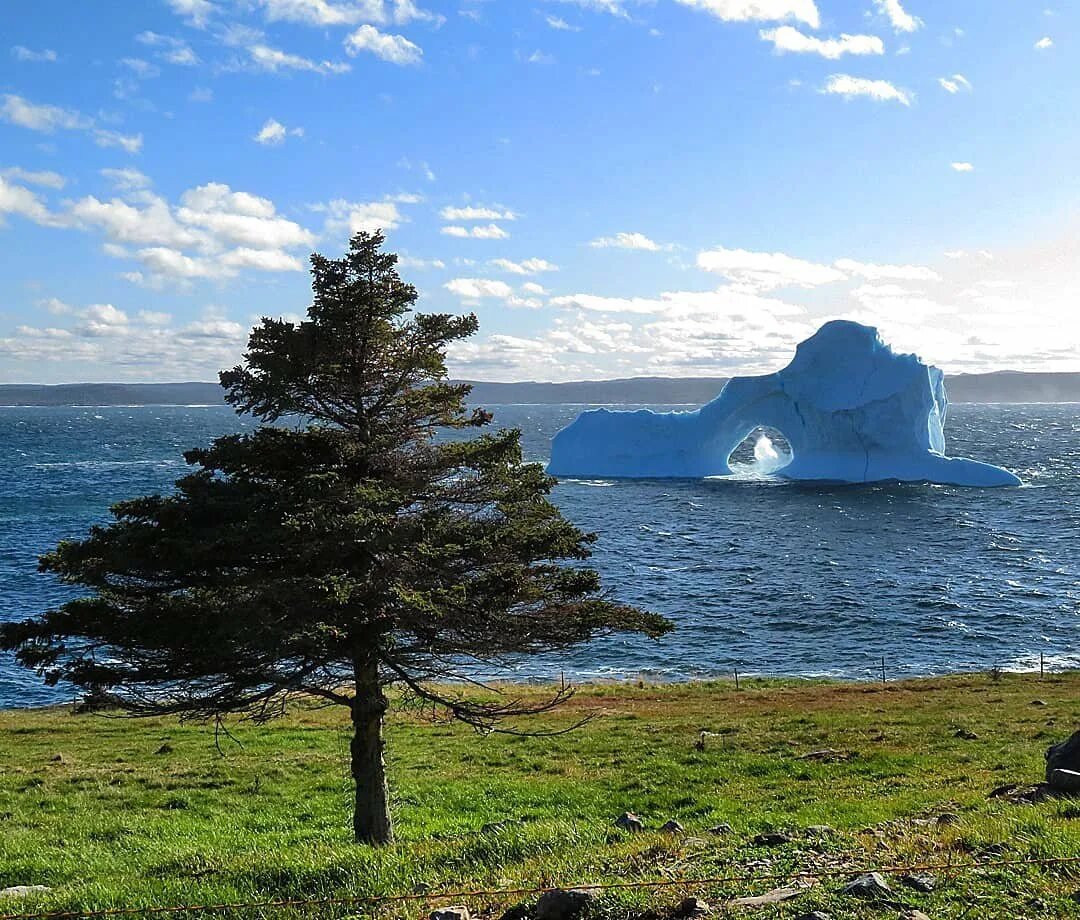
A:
[49,754,64,763]
[660,820,685,834]
[936,812,961,826]
[1046,730,1080,782]
[899,873,936,893]
[0,887,51,899]
[614,812,644,832]
[793,913,833,920]
[805,824,834,837]
[840,872,892,898]
[430,908,470,920]
[1050,769,1080,793]
[707,823,733,836]
[1070,890,1080,904]
[533,889,596,920]
[499,905,530,920]
[988,783,1021,799]
[672,896,709,917]
[954,729,979,740]
[1031,699,1048,706]
[751,832,792,846]
[903,912,932,920]
[155,743,173,755]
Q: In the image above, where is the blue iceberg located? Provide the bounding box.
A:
[548,320,1021,487]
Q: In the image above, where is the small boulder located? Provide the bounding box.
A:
[903,912,932,920]
[660,820,685,834]
[752,832,792,846]
[672,896,709,917]
[805,825,834,837]
[534,889,596,920]
[614,812,645,832]
[793,913,833,920]
[1046,731,1080,782]
[1031,699,1048,707]
[954,729,979,740]
[840,872,892,899]
[431,908,470,920]
[707,823,733,836]
[155,743,174,755]
[49,754,64,764]
[1050,769,1080,793]
[0,887,51,899]
[899,873,936,893]
[936,812,961,826]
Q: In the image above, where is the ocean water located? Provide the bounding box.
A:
[1,403,1077,707]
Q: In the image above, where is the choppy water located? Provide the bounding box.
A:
[1,403,1078,706]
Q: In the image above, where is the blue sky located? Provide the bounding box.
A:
[1,0,1077,383]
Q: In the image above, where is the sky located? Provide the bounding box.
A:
[1,0,1077,384]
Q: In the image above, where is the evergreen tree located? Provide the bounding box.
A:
[0,232,671,844]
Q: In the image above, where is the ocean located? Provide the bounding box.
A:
[1,402,1078,707]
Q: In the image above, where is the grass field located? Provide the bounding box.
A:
[1,673,1079,919]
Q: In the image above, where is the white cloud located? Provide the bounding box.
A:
[12,46,58,63]
[489,257,558,274]
[873,0,921,33]
[759,26,883,59]
[100,167,151,191]
[441,223,510,239]
[246,44,352,74]
[167,0,215,28]
[136,32,200,66]
[318,198,406,235]
[1,166,65,189]
[951,162,974,172]
[440,205,516,221]
[121,57,161,79]
[521,281,547,294]
[0,175,62,227]
[397,254,445,269]
[697,245,846,290]
[254,117,304,145]
[589,231,663,251]
[258,0,443,26]
[938,73,972,94]
[834,258,940,281]
[673,0,820,28]
[344,25,423,65]
[445,278,514,299]
[1035,37,1053,49]
[822,74,912,105]
[1,94,142,152]
[546,15,581,30]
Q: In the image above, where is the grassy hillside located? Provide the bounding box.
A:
[1,673,1079,919]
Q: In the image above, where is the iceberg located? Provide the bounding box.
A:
[548,320,1021,487]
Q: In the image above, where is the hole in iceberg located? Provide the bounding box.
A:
[727,426,793,476]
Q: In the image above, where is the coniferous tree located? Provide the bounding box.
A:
[0,232,671,844]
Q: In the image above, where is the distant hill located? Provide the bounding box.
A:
[3,372,1080,407]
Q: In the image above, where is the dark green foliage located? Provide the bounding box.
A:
[1,232,670,843]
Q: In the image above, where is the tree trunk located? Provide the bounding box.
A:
[351,657,393,844]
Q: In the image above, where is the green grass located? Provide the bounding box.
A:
[2,673,1079,919]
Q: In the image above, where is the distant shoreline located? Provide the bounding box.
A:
[3,372,1080,406]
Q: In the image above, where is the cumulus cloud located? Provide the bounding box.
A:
[951,162,974,172]
[135,32,200,66]
[1,94,142,152]
[0,175,63,227]
[441,224,510,239]
[440,205,516,221]
[444,278,514,299]
[167,0,216,28]
[822,74,912,105]
[246,43,352,73]
[938,73,972,94]
[759,26,883,59]
[254,118,304,145]
[12,46,58,62]
[589,231,664,251]
[489,257,558,274]
[873,0,921,32]
[546,15,581,31]
[316,198,408,235]
[1,166,65,189]
[834,258,940,281]
[258,0,443,27]
[344,25,423,65]
[697,246,846,290]
[1035,37,1053,49]
[673,0,820,28]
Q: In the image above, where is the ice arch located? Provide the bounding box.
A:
[547,321,1021,487]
